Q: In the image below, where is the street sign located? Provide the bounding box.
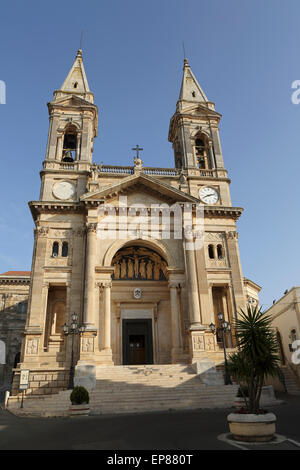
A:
[19,369,30,390]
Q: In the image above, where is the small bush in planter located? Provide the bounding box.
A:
[70,386,89,405]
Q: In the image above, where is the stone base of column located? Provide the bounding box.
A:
[96,348,114,365]
[171,347,184,364]
[78,330,98,364]
[189,326,211,363]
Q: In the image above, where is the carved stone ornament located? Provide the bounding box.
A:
[133,288,142,299]
[34,227,49,238]
[192,335,205,351]
[82,337,94,353]
[86,223,97,233]
[204,232,224,242]
[26,338,39,355]
[226,231,239,240]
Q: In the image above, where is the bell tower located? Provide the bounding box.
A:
[40,49,98,202]
[168,58,225,174]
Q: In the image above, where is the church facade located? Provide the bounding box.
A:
[11,51,259,397]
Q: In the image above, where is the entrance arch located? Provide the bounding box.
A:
[109,243,172,365]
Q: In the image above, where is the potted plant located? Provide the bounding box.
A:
[69,386,90,416]
[227,306,280,442]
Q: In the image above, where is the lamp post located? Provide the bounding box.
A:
[62,313,85,389]
[209,312,232,385]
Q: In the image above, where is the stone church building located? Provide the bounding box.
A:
[7,50,260,398]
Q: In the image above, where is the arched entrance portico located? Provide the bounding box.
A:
[95,239,186,365]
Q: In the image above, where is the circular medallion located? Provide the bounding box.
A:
[52,181,75,200]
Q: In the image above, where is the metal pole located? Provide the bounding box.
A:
[68,332,75,389]
[222,329,232,385]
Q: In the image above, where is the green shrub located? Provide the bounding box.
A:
[70,386,89,405]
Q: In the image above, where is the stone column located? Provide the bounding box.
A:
[103,281,112,350]
[184,247,202,325]
[169,281,183,363]
[225,231,245,318]
[76,132,81,161]
[97,280,113,364]
[211,127,225,169]
[208,140,216,169]
[56,133,63,161]
[83,223,97,330]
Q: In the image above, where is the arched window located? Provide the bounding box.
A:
[17,302,28,313]
[62,242,68,257]
[217,244,224,259]
[195,135,210,170]
[291,329,297,342]
[52,242,59,257]
[208,244,215,259]
[62,125,77,162]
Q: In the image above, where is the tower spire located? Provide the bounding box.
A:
[53,49,94,103]
[178,58,208,109]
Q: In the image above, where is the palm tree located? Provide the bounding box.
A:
[228,305,281,414]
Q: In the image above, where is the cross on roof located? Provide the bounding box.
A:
[132,145,143,158]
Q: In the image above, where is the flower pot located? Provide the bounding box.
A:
[227,412,276,442]
[69,403,90,417]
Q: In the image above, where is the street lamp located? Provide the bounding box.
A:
[62,313,85,389]
[210,312,232,385]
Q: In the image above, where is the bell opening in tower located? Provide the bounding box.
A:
[62,125,77,162]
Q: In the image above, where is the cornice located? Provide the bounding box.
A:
[204,206,243,220]
[29,201,83,220]
[0,277,31,286]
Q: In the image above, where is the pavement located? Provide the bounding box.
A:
[0,392,299,450]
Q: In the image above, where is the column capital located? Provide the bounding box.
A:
[226,231,239,240]
[86,222,97,233]
[100,280,112,289]
[168,281,180,289]
[34,226,49,238]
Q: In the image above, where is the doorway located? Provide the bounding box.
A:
[122,319,153,365]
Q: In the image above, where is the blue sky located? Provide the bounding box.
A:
[0,0,299,308]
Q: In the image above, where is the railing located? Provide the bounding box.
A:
[143,167,179,176]
[97,165,134,175]
[96,165,179,177]
[199,170,214,177]
[60,162,75,170]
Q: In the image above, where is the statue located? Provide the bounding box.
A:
[146,260,153,279]
[134,156,143,169]
[127,259,134,278]
[114,262,120,279]
[139,259,146,279]
[120,259,127,278]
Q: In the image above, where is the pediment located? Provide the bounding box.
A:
[81,173,200,205]
[182,103,221,119]
[48,95,96,108]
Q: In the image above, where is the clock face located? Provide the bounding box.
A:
[53,181,75,200]
[199,186,219,205]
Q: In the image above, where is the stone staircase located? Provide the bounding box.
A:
[7,364,238,417]
[280,366,300,395]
